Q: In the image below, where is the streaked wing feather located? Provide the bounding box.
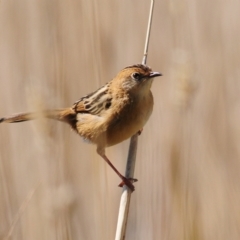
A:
[73,101,89,113]
[72,83,112,116]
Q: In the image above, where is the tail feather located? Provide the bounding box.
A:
[0,112,37,123]
[0,109,76,126]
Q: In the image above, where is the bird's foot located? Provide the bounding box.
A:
[118,177,138,191]
[138,129,143,135]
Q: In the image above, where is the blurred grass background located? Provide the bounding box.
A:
[0,0,240,239]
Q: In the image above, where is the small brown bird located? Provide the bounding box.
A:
[0,64,162,191]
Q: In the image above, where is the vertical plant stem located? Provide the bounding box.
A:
[115,1,155,239]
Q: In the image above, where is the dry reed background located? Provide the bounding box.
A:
[0,0,240,239]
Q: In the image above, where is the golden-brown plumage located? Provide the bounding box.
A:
[0,64,162,191]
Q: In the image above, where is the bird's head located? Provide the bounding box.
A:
[114,64,162,93]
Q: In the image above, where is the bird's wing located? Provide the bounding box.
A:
[72,83,112,116]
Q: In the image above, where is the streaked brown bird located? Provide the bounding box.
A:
[0,64,162,191]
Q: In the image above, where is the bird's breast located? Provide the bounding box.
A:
[106,91,153,147]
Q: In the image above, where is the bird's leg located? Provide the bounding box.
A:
[97,148,137,191]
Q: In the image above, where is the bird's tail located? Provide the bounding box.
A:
[0,109,76,125]
[0,112,36,123]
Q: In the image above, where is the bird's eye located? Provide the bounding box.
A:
[132,72,141,80]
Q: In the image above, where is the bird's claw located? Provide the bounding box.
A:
[118,177,138,191]
[138,129,143,135]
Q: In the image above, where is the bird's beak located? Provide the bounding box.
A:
[149,72,162,78]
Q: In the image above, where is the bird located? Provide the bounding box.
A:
[0,64,162,191]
